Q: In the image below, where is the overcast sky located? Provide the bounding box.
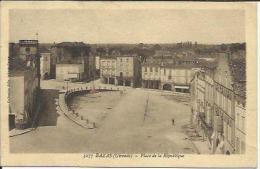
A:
[9,9,245,44]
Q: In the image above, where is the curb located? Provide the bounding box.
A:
[9,92,42,138]
[59,88,121,130]
[9,128,36,137]
[57,95,93,130]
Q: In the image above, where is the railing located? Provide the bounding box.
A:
[63,86,121,129]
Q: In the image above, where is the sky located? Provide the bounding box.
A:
[9,9,245,44]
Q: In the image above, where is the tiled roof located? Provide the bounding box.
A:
[39,46,50,53]
[142,58,204,69]
[54,42,89,48]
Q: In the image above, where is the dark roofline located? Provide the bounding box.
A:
[53,42,90,48]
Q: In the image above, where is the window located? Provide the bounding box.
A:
[144,67,147,72]
[120,58,123,62]
[150,67,153,72]
[25,47,30,52]
[164,68,166,75]
[126,58,129,62]
[168,76,172,80]
[155,67,158,72]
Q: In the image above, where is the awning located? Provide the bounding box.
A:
[174,85,189,89]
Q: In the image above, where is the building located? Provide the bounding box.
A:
[100,56,117,85]
[95,55,100,77]
[232,57,246,154]
[116,54,142,87]
[190,52,246,154]
[190,62,216,151]
[39,47,52,79]
[142,60,161,90]
[51,42,93,81]
[235,93,246,154]
[56,64,85,82]
[9,40,41,129]
[213,53,237,154]
[142,58,201,92]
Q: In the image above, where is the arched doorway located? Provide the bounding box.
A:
[226,151,230,155]
[109,77,115,84]
[163,83,172,91]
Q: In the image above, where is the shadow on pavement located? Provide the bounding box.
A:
[37,89,60,127]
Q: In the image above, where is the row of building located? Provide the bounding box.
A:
[99,52,142,88]
[99,50,206,92]
[190,52,246,154]
[9,40,96,129]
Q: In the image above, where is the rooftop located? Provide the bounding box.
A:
[19,40,38,45]
[54,42,89,48]
[229,57,246,98]
[39,46,51,53]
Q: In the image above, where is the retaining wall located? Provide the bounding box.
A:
[62,86,121,129]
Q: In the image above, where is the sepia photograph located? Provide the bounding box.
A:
[0,1,257,167]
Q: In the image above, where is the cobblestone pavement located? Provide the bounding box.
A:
[10,79,196,154]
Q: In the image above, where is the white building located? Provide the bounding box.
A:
[142,59,200,92]
[100,57,117,84]
[56,64,84,81]
[40,48,51,79]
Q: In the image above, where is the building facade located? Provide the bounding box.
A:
[190,52,246,154]
[234,95,246,154]
[213,53,236,154]
[40,47,52,79]
[142,58,200,92]
[56,64,85,82]
[95,56,100,77]
[9,40,41,129]
[51,42,93,81]
[100,57,117,85]
[116,54,141,87]
[142,63,161,89]
[99,53,142,88]
[190,65,216,151]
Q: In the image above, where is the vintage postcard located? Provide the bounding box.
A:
[0,1,257,167]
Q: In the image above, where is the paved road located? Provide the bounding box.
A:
[10,80,195,154]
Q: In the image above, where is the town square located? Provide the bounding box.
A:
[8,8,246,155]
